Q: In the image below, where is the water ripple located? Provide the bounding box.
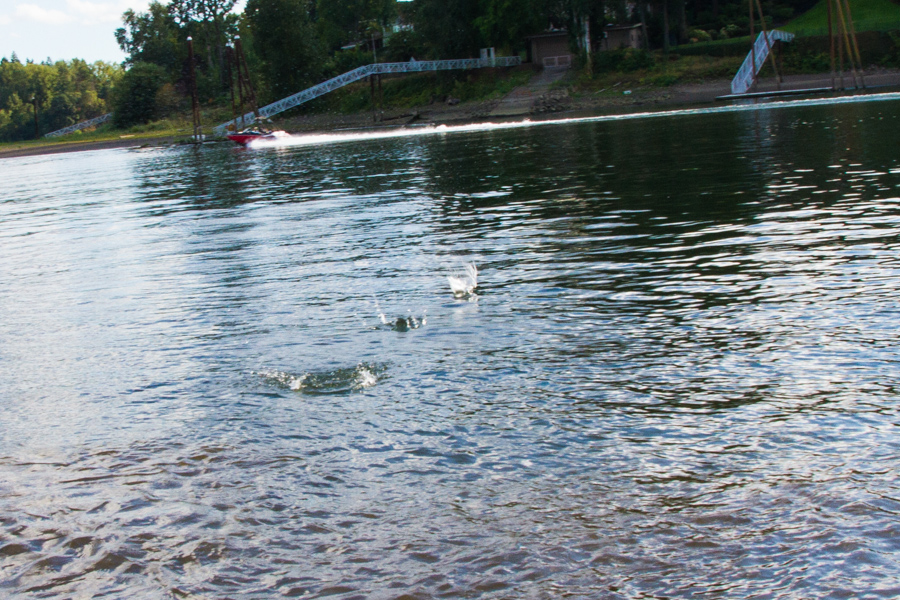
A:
[2,97,900,598]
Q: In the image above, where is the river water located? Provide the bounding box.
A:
[2,95,900,599]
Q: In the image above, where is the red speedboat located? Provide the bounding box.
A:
[227,128,291,146]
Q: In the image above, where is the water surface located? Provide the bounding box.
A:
[2,96,900,599]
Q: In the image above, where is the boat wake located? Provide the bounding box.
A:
[242,92,900,151]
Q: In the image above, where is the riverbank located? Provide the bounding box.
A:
[0,135,183,160]
[4,66,900,160]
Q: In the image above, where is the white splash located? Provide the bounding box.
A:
[406,309,427,328]
[448,263,478,297]
[254,370,308,391]
[356,366,377,388]
[372,295,426,330]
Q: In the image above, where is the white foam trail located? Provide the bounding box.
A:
[245,92,900,151]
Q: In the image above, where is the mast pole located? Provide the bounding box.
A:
[187,37,202,142]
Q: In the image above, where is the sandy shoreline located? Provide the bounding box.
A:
[3,68,899,160]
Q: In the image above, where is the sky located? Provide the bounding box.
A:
[0,0,245,64]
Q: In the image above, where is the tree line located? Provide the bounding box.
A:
[0,57,121,142]
[1,0,819,142]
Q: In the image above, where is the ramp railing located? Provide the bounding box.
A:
[44,113,112,138]
[214,56,521,136]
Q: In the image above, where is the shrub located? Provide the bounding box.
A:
[112,62,168,128]
[592,48,656,73]
[154,83,182,118]
[384,30,428,62]
[882,31,900,67]
[326,48,375,77]
[689,29,713,43]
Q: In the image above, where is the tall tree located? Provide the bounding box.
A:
[412,0,483,58]
[316,0,396,51]
[245,0,325,100]
[0,57,120,141]
[170,0,236,78]
[115,2,181,72]
[473,0,548,53]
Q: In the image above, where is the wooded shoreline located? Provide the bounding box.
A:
[4,66,899,161]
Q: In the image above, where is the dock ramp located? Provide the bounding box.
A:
[214,56,521,136]
[731,30,795,95]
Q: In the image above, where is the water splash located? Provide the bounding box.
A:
[256,363,385,394]
[448,263,478,298]
[390,309,427,332]
[372,296,426,331]
[357,367,377,388]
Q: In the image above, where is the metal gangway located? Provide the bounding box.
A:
[731,30,795,95]
[44,112,112,138]
[214,56,522,136]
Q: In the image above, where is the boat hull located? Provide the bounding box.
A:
[226,130,291,146]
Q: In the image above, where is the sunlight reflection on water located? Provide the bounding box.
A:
[2,95,900,599]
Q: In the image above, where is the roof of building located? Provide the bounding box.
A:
[603,24,643,32]
[527,29,569,40]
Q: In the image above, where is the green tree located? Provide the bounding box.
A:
[112,62,168,127]
[316,0,396,50]
[474,0,549,53]
[412,0,483,58]
[383,29,428,62]
[0,56,118,141]
[245,0,325,100]
[170,0,237,88]
[116,2,181,72]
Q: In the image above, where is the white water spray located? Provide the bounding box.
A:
[448,263,478,297]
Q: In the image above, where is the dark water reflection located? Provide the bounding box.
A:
[2,98,900,598]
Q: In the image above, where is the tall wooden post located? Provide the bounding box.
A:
[377,73,383,119]
[226,45,238,132]
[663,0,670,68]
[187,37,202,142]
[828,0,836,90]
[234,36,260,126]
[749,0,756,91]
[755,0,781,89]
[234,39,246,130]
[638,1,649,51]
[833,0,861,89]
[842,0,865,89]
[370,75,377,122]
[31,96,39,139]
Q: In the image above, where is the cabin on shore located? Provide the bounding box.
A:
[527,24,645,69]
[527,31,573,68]
[599,24,644,51]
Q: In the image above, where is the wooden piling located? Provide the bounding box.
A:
[187,37,202,142]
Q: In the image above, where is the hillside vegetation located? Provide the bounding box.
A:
[784,0,900,35]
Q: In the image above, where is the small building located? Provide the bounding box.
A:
[527,30,572,68]
[599,24,644,51]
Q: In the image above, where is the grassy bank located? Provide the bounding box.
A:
[572,53,744,95]
[0,116,214,157]
[784,0,900,36]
